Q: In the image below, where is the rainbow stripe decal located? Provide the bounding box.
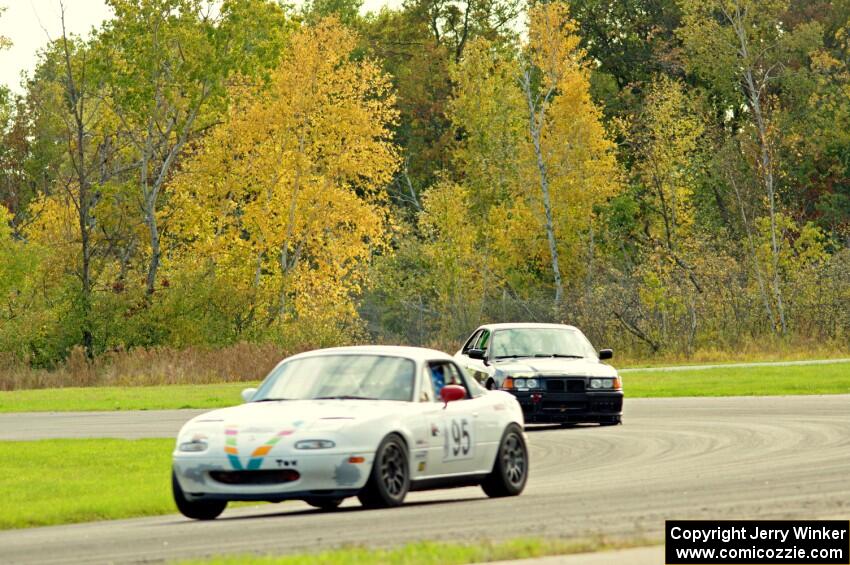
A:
[225,427,294,470]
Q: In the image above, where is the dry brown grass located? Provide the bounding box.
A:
[0,343,291,391]
[2,335,846,391]
[616,337,850,367]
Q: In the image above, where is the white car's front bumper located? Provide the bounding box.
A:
[173,449,375,501]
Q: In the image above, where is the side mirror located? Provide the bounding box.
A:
[598,349,614,361]
[440,384,466,407]
[241,388,258,403]
[467,348,487,363]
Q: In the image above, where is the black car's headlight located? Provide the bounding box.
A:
[589,377,621,390]
[504,373,539,390]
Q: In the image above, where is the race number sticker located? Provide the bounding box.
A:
[442,417,473,461]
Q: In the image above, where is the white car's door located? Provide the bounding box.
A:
[422,360,495,475]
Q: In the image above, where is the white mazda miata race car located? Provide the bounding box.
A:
[172,345,528,519]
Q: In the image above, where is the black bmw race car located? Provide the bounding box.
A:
[455,323,623,425]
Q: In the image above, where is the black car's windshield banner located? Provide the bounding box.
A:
[666,520,849,564]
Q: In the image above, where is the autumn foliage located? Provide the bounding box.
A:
[1,0,850,385]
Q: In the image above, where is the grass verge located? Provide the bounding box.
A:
[624,362,850,397]
[0,383,254,413]
[174,536,658,565]
[0,438,176,529]
[1,362,848,413]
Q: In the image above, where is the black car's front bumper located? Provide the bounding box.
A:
[512,390,623,424]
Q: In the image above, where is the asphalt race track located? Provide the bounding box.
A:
[4,395,850,564]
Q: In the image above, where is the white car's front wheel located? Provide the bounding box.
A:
[172,471,227,520]
[481,424,528,497]
[357,434,409,508]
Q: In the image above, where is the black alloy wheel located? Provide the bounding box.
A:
[172,471,227,520]
[481,424,528,497]
[358,434,410,508]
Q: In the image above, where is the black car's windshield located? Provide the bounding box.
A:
[491,328,597,359]
[253,354,416,402]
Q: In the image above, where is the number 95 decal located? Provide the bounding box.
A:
[443,417,473,460]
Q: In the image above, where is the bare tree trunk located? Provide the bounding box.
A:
[59,4,94,358]
[728,171,776,329]
[143,98,203,296]
[727,4,787,335]
[521,70,564,309]
[275,142,307,322]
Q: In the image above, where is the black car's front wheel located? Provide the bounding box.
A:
[482,423,528,497]
[172,471,227,520]
[600,415,622,426]
[358,433,410,508]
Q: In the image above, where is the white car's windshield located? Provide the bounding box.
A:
[253,354,416,402]
[491,328,597,360]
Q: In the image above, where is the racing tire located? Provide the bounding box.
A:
[357,434,410,509]
[172,471,227,520]
[481,423,528,498]
[600,416,622,426]
[304,497,344,511]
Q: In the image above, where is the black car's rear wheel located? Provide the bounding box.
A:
[482,423,528,498]
[304,497,344,511]
[172,471,227,520]
[358,433,409,508]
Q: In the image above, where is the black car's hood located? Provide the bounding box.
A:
[492,356,617,377]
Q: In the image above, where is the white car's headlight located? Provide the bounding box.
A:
[294,439,335,450]
[589,378,602,389]
[602,378,613,388]
[179,434,209,452]
[514,378,527,389]
[526,378,539,389]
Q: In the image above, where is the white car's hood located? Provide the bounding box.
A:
[493,357,617,377]
[185,399,409,432]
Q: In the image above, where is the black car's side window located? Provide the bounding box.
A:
[462,330,482,353]
[476,330,491,351]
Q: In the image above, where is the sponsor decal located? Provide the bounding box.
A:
[418,461,426,472]
[225,427,294,470]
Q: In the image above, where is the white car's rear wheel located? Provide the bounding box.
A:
[358,434,409,508]
[481,424,528,497]
[172,471,227,520]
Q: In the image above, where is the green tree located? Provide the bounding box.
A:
[95,0,289,297]
[678,0,823,334]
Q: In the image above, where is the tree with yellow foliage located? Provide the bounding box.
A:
[447,4,619,310]
[520,3,619,308]
[168,19,399,341]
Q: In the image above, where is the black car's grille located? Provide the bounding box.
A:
[541,400,587,411]
[591,397,623,412]
[209,470,300,485]
[544,378,586,393]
